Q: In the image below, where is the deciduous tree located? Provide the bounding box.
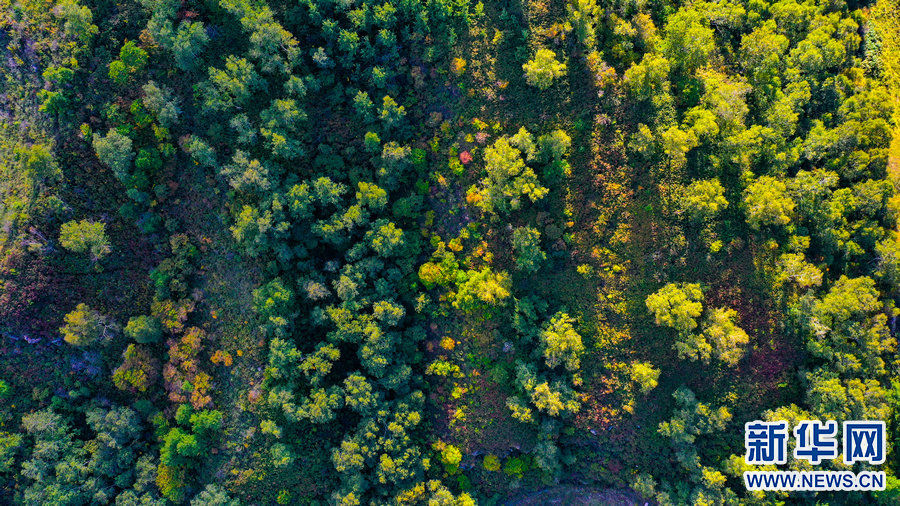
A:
[523,49,567,90]
[59,219,111,262]
[646,283,704,333]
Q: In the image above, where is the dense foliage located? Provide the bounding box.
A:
[1,0,899,503]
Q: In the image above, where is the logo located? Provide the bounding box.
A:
[843,421,885,465]
[743,419,887,491]
[745,421,788,465]
[794,420,838,465]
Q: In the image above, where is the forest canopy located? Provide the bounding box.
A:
[0,0,899,503]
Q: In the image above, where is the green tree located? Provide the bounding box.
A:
[806,276,893,377]
[84,406,144,484]
[874,476,900,505]
[630,362,661,393]
[509,127,537,160]
[683,108,720,143]
[483,454,501,472]
[532,440,561,475]
[113,344,159,393]
[453,268,512,311]
[19,409,90,504]
[189,410,223,435]
[511,226,546,272]
[0,432,22,474]
[199,56,264,115]
[160,428,200,467]
[109,41,148,86]
[124,315,163,343]
[658,388,731,470]
[54,0,97,43]
[297,387,344,423]
[672,331,712,364]
[468,134,549,215]
[513,362,580,417]
[540,312,585,371]
[743,176,795,229]
[190,484,238,506]
[814,276,880,324]
[353,91,375,122]
[623,53,670,101]
[439,444,462,474]
[120,40,148,70]
[740,20,789,100]
[60,219,111,262]
[366,220,405,257]
[774,253,823,290]
[253,278,294,338]
[661,125,699,168]
[379,95,406,130]
[93,129,134,182]
[344,373,378,414]
[270,443,295,468]
[699,307,750,366]
[506,396,534,423]
[661,8,715,74]
[172,21,209,71]
[523,48,567,90]
[19,143,61,185]
[364,131,381,153]
[142,81,180,127]
[646,283,704,333]
[567,0,601,48]
[60,303,109,346]
[698,69,752,133]
[875,234,900,287]
[529,381,580,416]
[679,178,728,221]
[806,370,890,423]
[537,130,572,161]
